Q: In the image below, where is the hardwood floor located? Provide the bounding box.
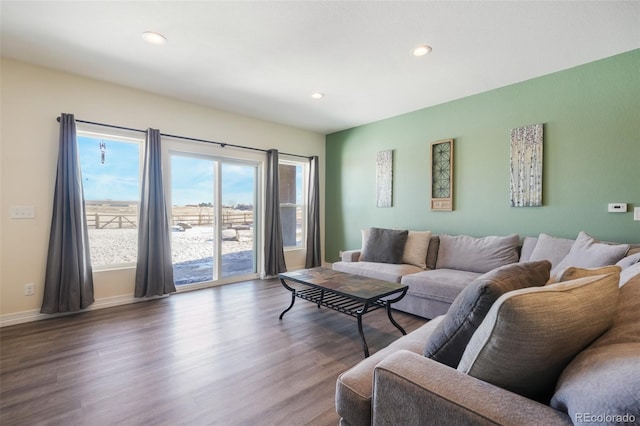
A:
[0,279,426,425]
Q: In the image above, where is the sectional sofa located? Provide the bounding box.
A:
[333,229,639,319]
[333,229,640,425]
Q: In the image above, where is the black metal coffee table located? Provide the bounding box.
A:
[278,267,408,357]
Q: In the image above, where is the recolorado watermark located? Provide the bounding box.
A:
[575,412,636,424]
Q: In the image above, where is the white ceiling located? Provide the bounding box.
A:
[1,1,639,134]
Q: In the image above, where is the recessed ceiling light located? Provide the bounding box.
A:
[142,31,167,45]
[412,44,432,57]
[311,92,324,99]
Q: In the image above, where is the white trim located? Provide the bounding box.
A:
[0,294,137,328]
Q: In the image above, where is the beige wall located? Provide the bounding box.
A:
[0,58,325,324]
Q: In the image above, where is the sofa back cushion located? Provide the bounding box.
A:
[527,233,575,269]
[436,234,520,273]
[550,273,640,420]
[518,236,539,263]
[457,273,619,401]
[551,232,630,280]
[423,261,551,368]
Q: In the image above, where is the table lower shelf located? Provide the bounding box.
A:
[294,287,385,318]
[278,278,407,357]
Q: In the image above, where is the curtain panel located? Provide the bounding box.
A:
[41,113,95,313]
[305,156,321,268]
[264,149,287,277]
[134,129,176,297]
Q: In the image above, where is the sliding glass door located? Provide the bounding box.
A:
[220,163,256,278]
[169,152,257,287]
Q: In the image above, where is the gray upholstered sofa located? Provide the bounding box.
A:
[335,231,640,425]
[333,229,639,320]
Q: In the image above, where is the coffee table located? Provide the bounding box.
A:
[278,267,409,357]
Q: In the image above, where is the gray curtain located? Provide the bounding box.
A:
[305,156,321,268]
[264,149,287,277]
[135,129,176,297]
[41,113,95,313]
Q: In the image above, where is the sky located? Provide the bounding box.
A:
[77,136,300,207]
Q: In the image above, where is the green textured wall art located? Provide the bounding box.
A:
[431,139,453,211]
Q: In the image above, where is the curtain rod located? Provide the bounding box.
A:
[56,117,312,159]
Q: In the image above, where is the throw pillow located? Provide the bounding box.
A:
[551,232,630,280]
[402,231,432,269]
[360,227,409,264]
[616,251,640,270]
[425,235,440,270]
[557,265,621,283]
[435,234,520,274]
[620,262,640,287]
[528,233,575,269]
[423,261,551,368]
[457,272,620,402]
[550,274,640,421]
[358,228,371,260]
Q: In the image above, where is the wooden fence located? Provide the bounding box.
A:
[87,214,137,229]
[87,212,254,229]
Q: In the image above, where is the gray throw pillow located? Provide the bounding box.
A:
[423,261,551,368]
[458,273,620,402]
[361,227,409,264]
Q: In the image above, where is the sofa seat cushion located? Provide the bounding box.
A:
[400,269,481,304]
[336,316,444,426]
[550,273,640,420]
[424,261,551,368]
[458,273,620,402]
[332,261,423,284]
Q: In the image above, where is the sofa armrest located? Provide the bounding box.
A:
[372,350,572,426]
[341,249,361,262]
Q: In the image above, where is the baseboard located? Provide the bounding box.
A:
[1,267,334,328]
[0,294,136,328]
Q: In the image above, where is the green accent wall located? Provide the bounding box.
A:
[325,50,640,262]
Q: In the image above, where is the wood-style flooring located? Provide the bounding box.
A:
[0,279,426,425]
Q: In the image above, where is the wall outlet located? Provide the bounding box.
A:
[24,283,35,296]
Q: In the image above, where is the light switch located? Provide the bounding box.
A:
[635,207,640,221]
[10,206,35,219]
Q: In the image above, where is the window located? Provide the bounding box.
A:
[279,161,306,249]
[77,132,142,268]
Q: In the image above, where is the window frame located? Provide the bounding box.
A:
[76,127,144,271]
[278,158,308,251]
